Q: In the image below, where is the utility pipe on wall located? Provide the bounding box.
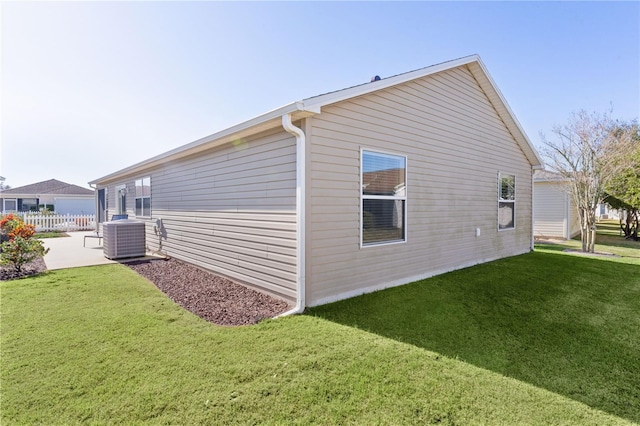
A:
[531,167,535,251]
[278,114,306,316]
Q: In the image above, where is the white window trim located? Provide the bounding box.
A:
[360,148,408,248]
[134,177,151,218]
[498,172,516,231]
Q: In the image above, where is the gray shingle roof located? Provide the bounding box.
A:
[533,170,568,182]
[0,179,94,196]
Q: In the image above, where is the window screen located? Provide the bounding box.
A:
[362,151,407,245]
[135,177,151,217]
[498,173,515,230]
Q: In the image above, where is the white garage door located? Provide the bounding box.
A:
[55,198,95,215]
[533,183,568,239]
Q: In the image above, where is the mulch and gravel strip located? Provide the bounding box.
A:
[125,258,291,326]
[0,257,47,281]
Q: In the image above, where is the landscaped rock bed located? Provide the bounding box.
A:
[125,258,291,326]
[0,257,47,281]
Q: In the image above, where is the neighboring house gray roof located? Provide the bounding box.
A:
[363,168,405,195]
[0,179,94,196]
[91,54,544,185]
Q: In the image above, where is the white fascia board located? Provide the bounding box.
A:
[0,192,90,198]
[534,176,569,183]
[0,193,33,198]
[533,170,569,183]
[89,102,319,185]
[52,195,94,199]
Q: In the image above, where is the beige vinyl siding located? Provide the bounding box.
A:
[102,128,298,301]
[533,181,580,239]
[307,65,533,305]
[103,182,135,219]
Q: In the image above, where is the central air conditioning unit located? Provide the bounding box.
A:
[103,220,146,260]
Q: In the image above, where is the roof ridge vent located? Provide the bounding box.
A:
[370,75,381,82]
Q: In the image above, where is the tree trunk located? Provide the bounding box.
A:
[579,207,597,253]
[631,210,639,241]
[580,209,589,252]
[620,214,628,237]
[588,208,597,253]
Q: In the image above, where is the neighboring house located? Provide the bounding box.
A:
[533,171,580,240]
[90,55,543,310]
[597,203,621,220]
[0,179,95,215]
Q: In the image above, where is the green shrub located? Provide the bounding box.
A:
[38,206,55,215]
[0,237,49,274]
[0,214,49,275]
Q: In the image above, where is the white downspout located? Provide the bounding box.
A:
[89,183,100,233]
[277,114,306,316]
[565,191,571,240]
[531,167,535,251]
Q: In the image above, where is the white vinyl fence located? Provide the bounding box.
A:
[15,213,97,232]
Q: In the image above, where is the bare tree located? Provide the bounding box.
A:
[541,110,635,252]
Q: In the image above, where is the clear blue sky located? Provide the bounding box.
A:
[2,1,638,189]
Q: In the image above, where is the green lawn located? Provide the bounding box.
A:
[534,220,640,265]
[34,231,70,239]
[310,252,640,423]
[2,239,639,424]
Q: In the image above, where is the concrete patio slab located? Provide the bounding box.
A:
[42,231,161,270]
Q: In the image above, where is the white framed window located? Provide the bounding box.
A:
[20,198,39,212]
[3,199,17,212]
[361,149,407,246]
[498,173,515,230]
[135,177,151,218]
